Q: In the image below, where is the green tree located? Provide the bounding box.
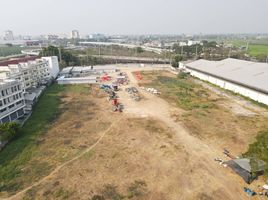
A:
[136,47,144,54]
[0,122,20,142]
[40,46,79,67]
[171,54,183,68]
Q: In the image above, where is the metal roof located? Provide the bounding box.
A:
[186,58,268,94]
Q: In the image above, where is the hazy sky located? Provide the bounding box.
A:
[1,0,268,35]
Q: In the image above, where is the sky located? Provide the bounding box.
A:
[1,0,268,35]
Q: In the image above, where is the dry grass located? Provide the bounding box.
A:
[139,71,268,153]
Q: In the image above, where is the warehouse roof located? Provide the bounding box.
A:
[186,58,268,94]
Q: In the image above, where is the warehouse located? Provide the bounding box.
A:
[182,58,268,105]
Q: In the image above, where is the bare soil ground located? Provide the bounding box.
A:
[2,67,268,200]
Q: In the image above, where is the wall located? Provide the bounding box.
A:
[42,56,60,78]
[186,68,268,106]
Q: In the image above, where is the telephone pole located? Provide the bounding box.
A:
[58,46,62,63]
[228,47,232,58]
[246,41,249,52]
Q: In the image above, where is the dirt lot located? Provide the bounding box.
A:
[2,67,268,200]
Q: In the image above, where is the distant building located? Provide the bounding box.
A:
[4,30,14,41]
[88,33,105,40]
[45,35,59,40]
[187,40,201,46]
[179,42,187,47]
[71,30,80,39]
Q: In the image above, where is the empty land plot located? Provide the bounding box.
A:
[2,69,268,200]
[16,117,245,200]
[0,84,115,198]
[138,71,268,155]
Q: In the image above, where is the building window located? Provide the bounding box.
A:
[3,99,6,105]
[1,116,10,123]
[9,104,15,109]
[1,90,4,96]
[10,112,17,120]
[0,100,2,107]
[17,109,24,116]
[0,108,7,113]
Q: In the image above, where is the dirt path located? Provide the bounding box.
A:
[5,117,122,200]
[117,69,248,199]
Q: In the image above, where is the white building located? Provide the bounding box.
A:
[0,56,59,123]
[187,40,201,46]
[71,30,80,39]
[4,30,14,41]
[1,56,59,91]
[181,58,268,105]
[0,79,25,123]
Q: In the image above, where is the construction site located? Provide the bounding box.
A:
[0,63,268,200]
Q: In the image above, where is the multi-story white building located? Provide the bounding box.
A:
[0,56,60,123]
[71,30,80,39]
[2,56,59,91]
[4,30,14,41]
[0,79,25,123]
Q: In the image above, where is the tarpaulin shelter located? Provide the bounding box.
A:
[226,158,267,184]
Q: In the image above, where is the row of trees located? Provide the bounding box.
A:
[40,46,107,68]
[40,46,79,67]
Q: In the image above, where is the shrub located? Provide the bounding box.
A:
[0,122,20,142]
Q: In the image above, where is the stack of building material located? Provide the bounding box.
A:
[125,87,141,101]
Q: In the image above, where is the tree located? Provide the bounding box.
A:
[40,46,79,67]
[171,54,183,68]
[0,122,20,142]
[136,47,144,54]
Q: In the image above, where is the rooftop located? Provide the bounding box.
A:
[186,58,268,94]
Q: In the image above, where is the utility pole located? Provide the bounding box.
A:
[195,45,198,58]
[181,45,184,56]
[164,48,167,64]
[228,47,232,58]
[246,41,249,52]
[98,45,101,57]
[58,46,62,63]
[266,54,268,63]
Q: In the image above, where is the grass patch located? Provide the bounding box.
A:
[141,72,216,110]
[0,84,65,194]
[54,187,71,199]
[127,180,147,199]
[248,44,268,57]
[66,84,91,94]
